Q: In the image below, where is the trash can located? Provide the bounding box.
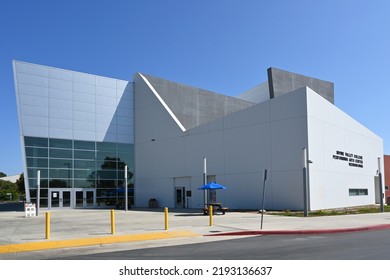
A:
[148,198,158,208]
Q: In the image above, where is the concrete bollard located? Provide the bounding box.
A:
[209,205,213,226]
[164,207,169,230]
[46,211,50,239]
[111,209,115,234]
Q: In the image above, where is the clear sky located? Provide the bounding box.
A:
[1,0,389,176]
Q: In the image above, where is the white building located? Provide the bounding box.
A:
[13,61,384,211]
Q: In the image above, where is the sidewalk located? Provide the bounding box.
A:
[1,208,390,256]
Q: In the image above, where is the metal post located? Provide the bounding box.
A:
[260,169,268,229]
[203,157,207,208]
[378,157,384,213]
[303,149,308,217]
[111,209,115,234]
[125,165,128,211]
[164,207,169,230]
[209,205,213,226]
[37,170,40,216]
[45,211,50,239]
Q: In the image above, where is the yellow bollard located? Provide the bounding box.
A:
[164,207,169,230]
[209,205,213,226]
[46,211,50,239]
[111,209,115,234]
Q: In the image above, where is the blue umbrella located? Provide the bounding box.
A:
[198,182,227,190]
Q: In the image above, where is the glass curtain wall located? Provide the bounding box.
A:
[25,136,134,208]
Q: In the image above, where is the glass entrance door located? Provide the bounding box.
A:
[49,189,95,208]
[175,187,185,208]
[74,189,96,208]
[49,189,72,209]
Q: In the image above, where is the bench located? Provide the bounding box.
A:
[203,204,229,215]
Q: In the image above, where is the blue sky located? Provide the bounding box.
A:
[1,0,389,176]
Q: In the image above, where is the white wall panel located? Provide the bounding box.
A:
[117,116,133,125]
[19,93,48,107]
[116,80,131,91]
[49,98,73,110]
[96,86,116,97]
[21,115,48,127]
[49,68,73,81]
[49,118,73,130]
[74,102,95,113]
[20,104,48,117]
[96,113,114,124]
[74,120,95,132]
[15,62,49,77]
[22,126,49,137]
[48,127,73,139]
[74,82,95,94]
[73,130,95,141]
[74,92,95,103]
[18,84,48,97]
[74,111,95,122]
[96,76,116,88]
[49,88,73,100]
[73,72,95,85]
[116,107,132,117]
[49,78,73,91]
[96,95,117,106]
[96,104,116,115]
[17,73,49,87]
[49,108,73,120]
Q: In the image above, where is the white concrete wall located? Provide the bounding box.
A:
[135,77,310,210]
[135,80,384,211]
[306,87,384,210]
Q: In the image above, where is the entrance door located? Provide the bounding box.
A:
[75,189,96,208]
[49,189,72,209]
[175,187,185,208]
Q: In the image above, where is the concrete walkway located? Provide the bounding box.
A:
[1,208,390,257]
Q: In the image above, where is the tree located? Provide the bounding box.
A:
[0,180,19,201]
[15,173,25,194]
[0,172,6,178]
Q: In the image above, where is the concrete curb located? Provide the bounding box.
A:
[205,224,390,236]
[0,230,199,254]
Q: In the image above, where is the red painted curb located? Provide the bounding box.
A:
[205,224,390,236]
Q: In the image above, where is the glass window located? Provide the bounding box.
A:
[97,142,117,152]
[49,168,72,179]
[28,179,48,188]
[26,147,48,158]
[49,148,72,159]
[74,150,95,160]
[74,179,95,188]
[49,179,70,188]
[97,151,117,161]
[97,180,117,189]
[49,158,73,168]
[98,170,117,180]
[97,159,117,170]
[349,188,368,196]
[24,137,48,147]
[74,160,95,169]
[74,169,94,179]
[74,140,95,150]
[49,138,72,149]
[27,168,48,178]
[118,143,133,153]
[27,157,48,168]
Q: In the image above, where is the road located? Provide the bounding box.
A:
[53,229,390,260]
